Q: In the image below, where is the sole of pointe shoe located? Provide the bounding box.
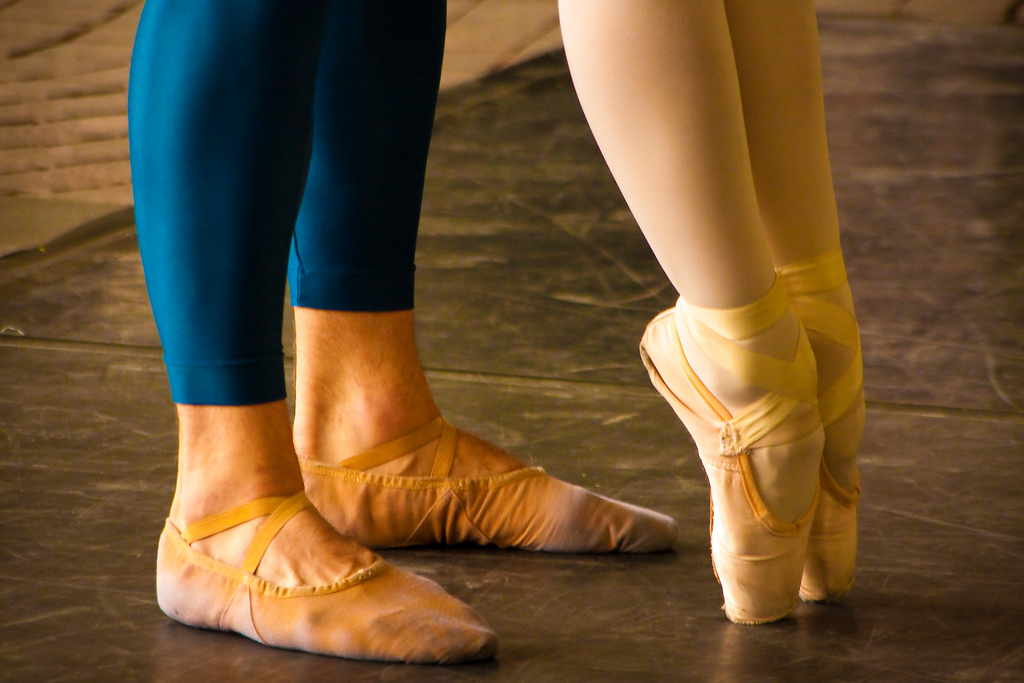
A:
[800,583,853,604]
[724,602,800,625]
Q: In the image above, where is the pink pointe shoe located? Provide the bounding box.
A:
[779,249,865,602]
[640,278,824,623]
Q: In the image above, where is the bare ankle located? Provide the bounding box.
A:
[293,307,441,461]
[294,396,440,463]
[170,402,304,528]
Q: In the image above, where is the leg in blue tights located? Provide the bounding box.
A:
[131,0,447,405]
[130,0,331,406]
[128,1,498,663]
[290,1,446,312]
[287,1,451,464]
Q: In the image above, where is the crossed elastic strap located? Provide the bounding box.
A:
[777,249,864,428]
[181,491,313,576]
[672,277,820,456]
[337,416,459,478]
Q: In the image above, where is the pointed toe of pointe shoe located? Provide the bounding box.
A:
[639,283,823,625]
[156,491,497,663]
[299,417,678,553]
[706,460,817,624]
[799,462,859,603]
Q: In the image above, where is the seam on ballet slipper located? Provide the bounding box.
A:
[298,459,548,491]
[248,594,265,647]
[449,491,498,546]
[164,520,387,598]
[404,490,458,546]
[218,583,247,630]
[245,589,264,644]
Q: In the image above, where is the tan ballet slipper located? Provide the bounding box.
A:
[779,250,864,602]
[639,278,823,623]
[299,417,678,553]
[156,491,497,663]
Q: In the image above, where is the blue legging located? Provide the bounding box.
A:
[128,0,446,406]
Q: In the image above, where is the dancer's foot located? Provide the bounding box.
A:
[161,402,497,663]
[300,414,678,552]
[640,278,823,623]
[778,249,864,601]
[293,309,678,553]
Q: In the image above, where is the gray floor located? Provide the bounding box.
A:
[2,16,1023,682]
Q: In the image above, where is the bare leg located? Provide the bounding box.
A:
[171,402,303,528]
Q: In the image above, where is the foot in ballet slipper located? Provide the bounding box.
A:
[299,417,678,553]
[157,491,498,663]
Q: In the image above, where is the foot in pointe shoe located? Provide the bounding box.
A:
[156,491,497,663]
[639,278,824,624]
[298,417,678,553]
[778,250,865,602]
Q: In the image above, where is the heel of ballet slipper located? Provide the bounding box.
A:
[703,452,817,625]
[800,463,859,603]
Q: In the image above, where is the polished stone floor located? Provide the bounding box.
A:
[2,16,1023,683]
